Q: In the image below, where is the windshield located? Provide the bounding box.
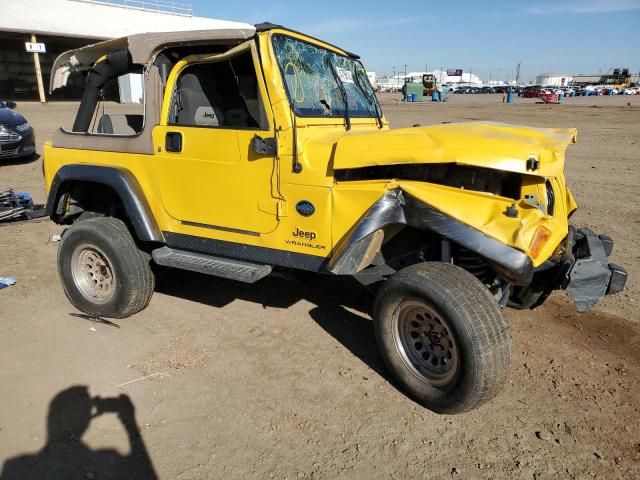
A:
[271,34,380,119]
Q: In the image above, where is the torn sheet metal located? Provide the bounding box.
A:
[329,189,534,285]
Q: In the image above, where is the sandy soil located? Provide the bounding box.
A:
[0,94,638,479]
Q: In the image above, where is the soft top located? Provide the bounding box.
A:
[49,27,256,93]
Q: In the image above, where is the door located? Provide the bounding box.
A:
[154,44,278,235]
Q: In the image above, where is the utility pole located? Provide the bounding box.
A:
[403,64,408,81]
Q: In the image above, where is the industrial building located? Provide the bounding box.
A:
[378,69,483,91]
[535,72,571,87]
[0,0,251,102]
[571,68,635,87]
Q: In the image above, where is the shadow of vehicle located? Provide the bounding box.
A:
[0,385,157,480]
[0,152,40,167]
[155,268,396,385]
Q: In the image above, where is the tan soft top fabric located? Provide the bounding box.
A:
[49,28,256,93]
[50,28,256,155]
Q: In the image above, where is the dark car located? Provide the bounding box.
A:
[0,100,35,161]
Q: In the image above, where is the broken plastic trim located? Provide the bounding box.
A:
[328,190,534,285]
[565,228,618,312]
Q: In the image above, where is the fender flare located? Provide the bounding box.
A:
[328,189,533,285]
[45,164,164,243]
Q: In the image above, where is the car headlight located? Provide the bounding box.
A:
[15,122,31,132]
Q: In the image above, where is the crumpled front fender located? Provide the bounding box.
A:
[328,189,534,285]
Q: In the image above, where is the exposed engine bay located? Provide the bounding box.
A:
[335,163,522,199]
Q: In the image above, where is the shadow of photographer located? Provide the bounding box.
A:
[1,385,157,480]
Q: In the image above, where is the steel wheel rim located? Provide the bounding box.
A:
[71,244,116,304]
[392,300,459,386]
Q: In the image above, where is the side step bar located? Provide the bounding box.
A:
[152,246,272,284]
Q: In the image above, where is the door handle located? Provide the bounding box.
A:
[165,132,182,153]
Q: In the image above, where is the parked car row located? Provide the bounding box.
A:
[453,85,512,94]
[519,85,640,97]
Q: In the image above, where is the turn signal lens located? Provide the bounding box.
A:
[530,226,552,259]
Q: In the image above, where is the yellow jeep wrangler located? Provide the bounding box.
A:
[43,24,626,413]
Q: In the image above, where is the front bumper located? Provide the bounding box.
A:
[510,227,627,312]
[0,129,35,159]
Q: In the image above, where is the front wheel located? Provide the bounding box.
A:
[373,262,511,414]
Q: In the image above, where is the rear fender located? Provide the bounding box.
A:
[45,164,164,242]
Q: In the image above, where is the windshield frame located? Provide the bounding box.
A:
[270,33,381,121]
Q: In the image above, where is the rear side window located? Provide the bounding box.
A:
[88,71,145,136]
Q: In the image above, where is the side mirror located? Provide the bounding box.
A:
[6,101,17,109]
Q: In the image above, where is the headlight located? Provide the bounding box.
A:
[16,122,31,132]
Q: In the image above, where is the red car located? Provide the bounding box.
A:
[519,86,545,98]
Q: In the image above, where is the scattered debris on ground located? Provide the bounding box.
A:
[0,187,45,223]
[0,276,16,289]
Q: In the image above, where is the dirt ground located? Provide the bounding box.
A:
[1,94,639,479]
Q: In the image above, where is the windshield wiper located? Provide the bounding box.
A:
[325,57,351,130]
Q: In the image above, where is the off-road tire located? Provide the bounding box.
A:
[57,217,155,318]
[373,262,511,414]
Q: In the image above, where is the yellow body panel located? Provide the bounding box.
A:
[43,28,579,271]
[332,122,577,177]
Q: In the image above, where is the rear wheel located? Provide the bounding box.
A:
[373,262,511,414]
[58,217,154,318]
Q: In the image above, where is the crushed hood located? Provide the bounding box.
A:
[332,122,578,177]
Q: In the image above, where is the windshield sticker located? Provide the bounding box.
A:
[336,67,355,84]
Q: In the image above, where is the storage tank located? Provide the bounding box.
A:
[535,72,571,87]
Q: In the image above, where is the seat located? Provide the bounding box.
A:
[176,72,224,126]
[223,94,252,127]
[237,75,261,126]
[96,114,143,135]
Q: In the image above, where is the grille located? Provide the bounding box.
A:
[0,147,20,157]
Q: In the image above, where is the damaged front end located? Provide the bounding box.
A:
[329,189,626,312]
[328,122,627,312]
[511,227,627,312]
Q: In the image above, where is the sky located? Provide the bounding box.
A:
[192,0,640,82]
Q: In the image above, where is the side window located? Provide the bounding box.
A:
[169,50,265,130]
[90,71,145,136]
